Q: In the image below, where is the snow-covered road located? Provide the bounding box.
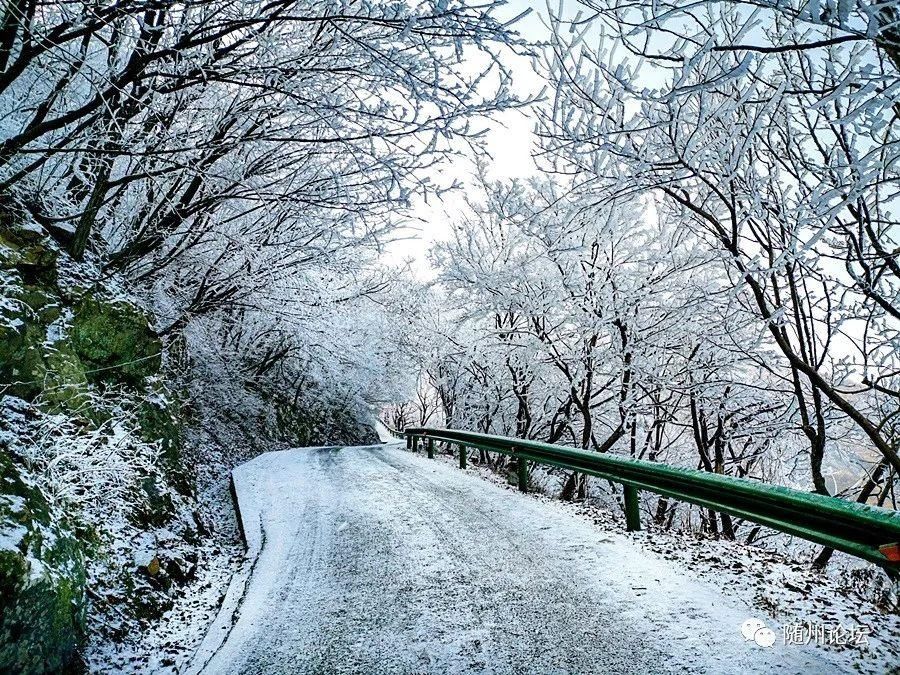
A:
[190,444,845,674]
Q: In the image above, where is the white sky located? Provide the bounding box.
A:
[384,1,549,279]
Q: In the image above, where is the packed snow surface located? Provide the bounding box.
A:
[190,443,851,674]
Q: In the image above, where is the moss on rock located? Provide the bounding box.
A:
[41,342,90,412]
[135,392,190,494]
[70,296,161,385]
[0,320,50,401]
[0,290,88,407]
[0,227,68,402]
[0,451,86,674]
[0,225,58,287]
[19,285,61,326]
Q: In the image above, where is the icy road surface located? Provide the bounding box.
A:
[190,444,845,674]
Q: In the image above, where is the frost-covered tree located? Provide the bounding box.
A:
[535,0,900,505]
[425,171,814,515]
[0,0,532,429]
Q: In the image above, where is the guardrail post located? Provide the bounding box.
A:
[517,455,528,493]
[412,436,419,453]
[406,435,411,450]
[427,437,434,459]
[624,485,641,531]
[459,443,467,469]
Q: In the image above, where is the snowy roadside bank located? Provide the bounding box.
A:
[84,433,246,673]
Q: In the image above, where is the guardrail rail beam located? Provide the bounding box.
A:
[402,426,900,570]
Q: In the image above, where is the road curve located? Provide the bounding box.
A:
[192,444,843,674]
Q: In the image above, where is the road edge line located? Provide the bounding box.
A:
[181,467,263,675]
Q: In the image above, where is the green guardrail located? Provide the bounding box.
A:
[403,426,900,570]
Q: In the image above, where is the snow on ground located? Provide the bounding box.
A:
[430,446,900,673]
[186,443,887,674]
[373,419,395,443]
[85,434,246,673]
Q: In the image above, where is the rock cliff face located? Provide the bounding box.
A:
[0,218,163,405]
[0,209,180,672]
[0,203,378,672]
